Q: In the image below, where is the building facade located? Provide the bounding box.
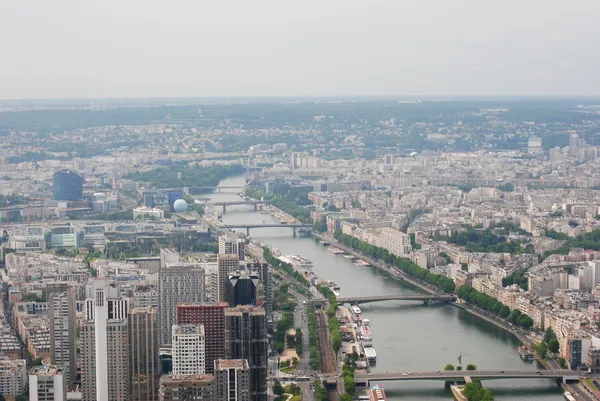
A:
[214,359,251,401]
[224,306,267,401]
[172,324,206,375]
[29,365,67,401]
[158,374,215,401]
[158,266,205,345]
[217,255,240,303]
[52,169,83,201]
[49,291,76,384]
[129,307,159,401]
[81,280,130,401]
[225,271,259,307]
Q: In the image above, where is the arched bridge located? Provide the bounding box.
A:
[336,295,456,304]
[354,369,579,384]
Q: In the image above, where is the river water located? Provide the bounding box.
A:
[209,175,563,401]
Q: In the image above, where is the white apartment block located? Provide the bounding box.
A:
[172,324,206,375]
[0,359,27,397]
[29,365,67,401]
[217,254,240,303]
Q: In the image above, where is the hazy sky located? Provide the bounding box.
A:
[1,0,599,98]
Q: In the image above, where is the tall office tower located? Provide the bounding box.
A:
[217,254,240,303]
[225,271,259,307]
[214,359,250,401]
[129,307,159,401]
[224,306,268,401]
[29,365,67,401]
[176,303,226,375]
[219,234,245,261]
[49,291,76,384]
[158,374,215,401]
[158,265,205,345]
[172,324,206,375]
[81,279,130,401]
[52,169,83,201]
[246,261,272,318]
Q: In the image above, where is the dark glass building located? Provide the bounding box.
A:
[224,306,267,401]
[225,271,259,307]
[52,169,83,201]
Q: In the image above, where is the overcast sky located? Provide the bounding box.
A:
[1,0,599,98]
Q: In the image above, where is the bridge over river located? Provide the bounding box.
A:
[337,294,456,305]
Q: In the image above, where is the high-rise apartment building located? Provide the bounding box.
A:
[225,271,259,307]
[49,291,76,384]
[81,279,130,401]
[214,359,250,401]
[29,365,67,401]
[219,234,245,261]
[224,306,268,401]
[129,307,159,401]
[176,303,226,375]
[158,265,205,345]
[217,254,240,303]
[172,324,206,375]
[158,374,215,401]
[52,169,83,201]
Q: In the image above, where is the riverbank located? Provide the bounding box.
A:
[312,231,539,349]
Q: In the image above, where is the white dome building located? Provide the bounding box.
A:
[173,199,189,213]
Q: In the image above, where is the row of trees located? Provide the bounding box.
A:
[263,248,310,288]
[316,285,342,354]
[444,363,477,371]
[245,187,313,224]
[458,285,533,329]
[308,307,321,371]
[342,360,356,396]
[294,328,303,356]
[333,230,455,293]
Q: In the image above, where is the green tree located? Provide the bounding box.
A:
[273,380,284,396]
[558,357,567,368]
[534,342,548,358]
[544,327,557,343]
[548,338,560,353]
[444,364,455,371]
[466,364,477,370]
[340,394,353,401]
[456,365,463,371]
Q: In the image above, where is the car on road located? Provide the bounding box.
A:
[402,373,408,376]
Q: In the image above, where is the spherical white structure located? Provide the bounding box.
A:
[173,199,188,213]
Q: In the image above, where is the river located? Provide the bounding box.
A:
[208,175,563,401]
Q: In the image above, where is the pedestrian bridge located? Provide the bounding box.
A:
[354,369,579,384]
[336,295,456,305]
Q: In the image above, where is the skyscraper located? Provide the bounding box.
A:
[219,234,245,261]
[158,265,205,345]
[49,291,76,384]
[214,359,250,401]
[52,169,83,201]
[172,324,206,375]
[246,261,272,319]
[217,254,240,303]
[82,279,130,401]
[225,270,259,307]
[224,306,268,401]
[129,307,159,401]
[176,303,226,375]
[29,365,67,401]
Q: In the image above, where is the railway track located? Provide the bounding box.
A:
[316,309,336,374]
